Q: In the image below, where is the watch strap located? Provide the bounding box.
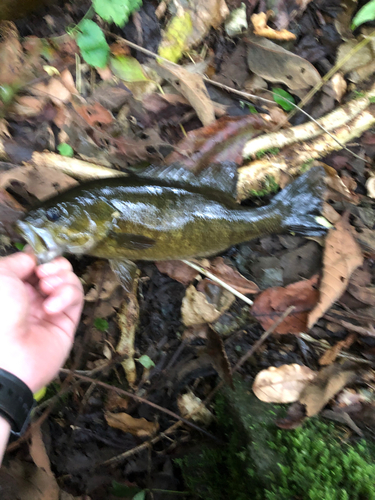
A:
[0,369,34,435]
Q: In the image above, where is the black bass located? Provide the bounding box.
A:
[16,163,326,289]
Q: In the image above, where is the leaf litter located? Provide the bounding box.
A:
[3,0,375,497]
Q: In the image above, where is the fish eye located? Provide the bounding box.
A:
[46,208,61,222]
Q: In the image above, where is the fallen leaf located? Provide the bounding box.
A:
[117,270,140,386]
[0,187,25,232]
[329,73,347,102]
[253,364,316,403]
[158,0,229,63]
[166,114,272,171]
[0,164,78,201]
[178,390,214,425]
[30,426,56,480]
[208,257,259,295]
[10,95,46,117]
[251,12,296,41]
[246,34,321,90]
[73,101,114,127]
[156,62,215,126]
[31,77,72,107]
[206,327,233,388]
[181,282,235,326]
[251,275,319,334]
[308,216,363,329]
[0,21,23,87]
[82,261,122,302]
[105,411,159,437]
[299,362,358,416]
[155,260,199,285]
[0,459,59,500]
[110,55,149,82]
[319,334,356,365]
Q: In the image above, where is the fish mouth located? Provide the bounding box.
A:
[16,221,64,264]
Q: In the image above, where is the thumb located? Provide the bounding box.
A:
[0,252,37,280]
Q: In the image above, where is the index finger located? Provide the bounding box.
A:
[0,252,37,280]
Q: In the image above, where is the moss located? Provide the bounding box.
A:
[177,381,375,500]
[249,175,280,198]
[256,148,280,159]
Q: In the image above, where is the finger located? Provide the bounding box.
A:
[43,282,83,316]
[39,269,81,294]
[0,252,36,280]
[37,257,73,278]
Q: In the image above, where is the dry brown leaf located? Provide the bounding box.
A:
[319,333,356,366]
[329,72,347,102]
[11,95,46,117]
[251,275,319,334]
[251,12,296,41]
[155,260,199,285]
[322,202,341,224]
[0,164,78,201]
[156,62,215,126]
[181,282,235,326]
[178,390,214,425]
[208,257,260,294]
[105,411,159,437]
[73,101,114,127]
[299,362,358,416]
[60,69,78,95]
[117,270,140,386]
[30,426,55,477]
[0,187,25,232]
[83,261,121,302]
[31,77,72,107]
[308,216,363,329]
[246,33,321,91]
[0,459,60,500]
[0,22,23,86]
[252,364,316,403]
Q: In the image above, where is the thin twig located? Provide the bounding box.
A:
[233,305,295,372]
[181,260,254,306]
[60,371,219,441]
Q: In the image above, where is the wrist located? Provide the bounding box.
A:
[0,415,11,464]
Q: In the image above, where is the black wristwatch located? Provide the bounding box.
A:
[0,369,35,437]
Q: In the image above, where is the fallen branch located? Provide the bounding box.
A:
[31,151,127,180]
[242,83,375,159]
[237,106,375,199]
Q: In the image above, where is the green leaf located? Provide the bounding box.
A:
[272,87,295,111]
[352,0,375,29]
[133,492,146,500]
[111,481,143,497]
[110,55,148,82]
[15,242,25,251]
[76,20,109,68]
[93,0,143,27]
[34,386,47,401]
[137,355,155,369]
[57,143,74,157]
[94,318,109,331]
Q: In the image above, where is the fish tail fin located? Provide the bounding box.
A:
[272,166,327,237]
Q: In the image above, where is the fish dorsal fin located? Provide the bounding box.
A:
[134,161,239,201]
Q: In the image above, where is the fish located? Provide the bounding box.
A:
[15,163,327,290]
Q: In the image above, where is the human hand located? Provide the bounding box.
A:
[0,253,83,393]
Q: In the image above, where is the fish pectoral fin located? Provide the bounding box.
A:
[110,259,139,292]
[108,231,156,250]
